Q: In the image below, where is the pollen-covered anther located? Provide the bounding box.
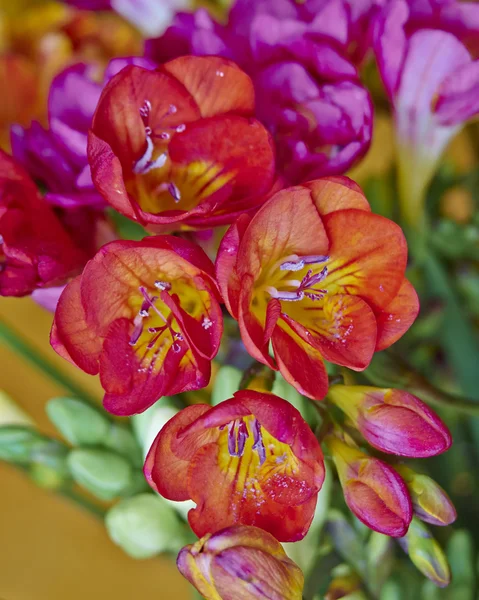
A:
[154,280,172,291]
[280,254,329,271]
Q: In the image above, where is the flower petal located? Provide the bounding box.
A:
[305,176,370,215]
[323,209,407,309]
[271,324,329,401]
[162,56,255,117]
[375,278,419,351]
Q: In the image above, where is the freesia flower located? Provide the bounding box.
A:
[177,525,304,600]
[328,385,451,457]
[51,236,223,415]
[144,390,325,541]
[146,1,374,183]
[0,151,87,297]
[216,177,418,401]
[88,55,276,230]
[373,0,479,226]
[326,435,412,537]
[395,465,456,527]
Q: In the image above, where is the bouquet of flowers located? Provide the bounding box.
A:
[1,0,479,598]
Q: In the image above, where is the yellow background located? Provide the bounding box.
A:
[0,297,189,600]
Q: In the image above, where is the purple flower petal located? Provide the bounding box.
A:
[434,59,479,126]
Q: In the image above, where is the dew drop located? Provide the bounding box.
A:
[176,124,186,133]
[172,342,181,353]
[169,104,177,114]
[216,70,225,77]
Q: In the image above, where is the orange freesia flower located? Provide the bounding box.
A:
[216,176,419,400]
[177,525,304,600]
[88,55,276,230]
[144,390,325,541]
[51,236,223,415]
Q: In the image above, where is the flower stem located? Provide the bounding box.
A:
[59,487,107,520]
[0,318,99,406]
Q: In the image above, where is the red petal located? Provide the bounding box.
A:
[162,56,255,118]
[238,274,277,369]
[375,279,419,351]
[144,403,212,500]
[324,209,408,309]
[168,115,275,211]
[271,324,329,401]
[215,213,251,317]
[52,276,102,375]
[305,177,370,215]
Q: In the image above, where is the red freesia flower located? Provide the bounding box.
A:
[88,55,276,230]
[144,390,325,542]
[216,176,419,401]
[0,150,87,297]
[51,236,223,415]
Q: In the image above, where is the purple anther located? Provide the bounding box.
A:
[154,280,172,291]
[129,322,143,346]
[251,419,266,465]
[269,288,305,302]
[280,259,305,272]
[227,420,249,458]
[168,182,181,203]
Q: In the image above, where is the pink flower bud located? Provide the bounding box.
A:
[396,465,456,526]
[177,525,304,600]
[326,436,412,537]
[328,385,452,458]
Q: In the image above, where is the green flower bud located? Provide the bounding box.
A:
[47,397,110,446]
[211,365,242,406]
[103,424,143,468]
[106,493,186,559]
[68,448,133,501]
[398,518,450,587]
[0,425,45,463]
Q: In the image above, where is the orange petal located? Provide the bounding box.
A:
[52,276,102,375]
[162,56,255,118]
[323,209,407,309]
[305,176,370,215]
[237,186,329,279]
[144,403,212,500]
[272,324,329,401]
[187,442,318,542]
[375,279,420,350]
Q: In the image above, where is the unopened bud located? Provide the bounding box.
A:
[177,525,304,600]
[106,493,187,559]
[67,448,133,501]
[47,397,110,446]
[398,518,450,587]
[395,466,456,526]
[328,385,451,458]
[326,436,412,537]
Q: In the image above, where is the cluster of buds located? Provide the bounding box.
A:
[1,0,471,598]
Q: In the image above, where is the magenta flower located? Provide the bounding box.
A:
[373,0,479,225]
[146,0,374,183]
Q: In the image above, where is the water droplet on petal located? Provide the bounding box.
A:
[216,70,225,77]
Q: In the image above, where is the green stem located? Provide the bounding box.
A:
[0,319,99,406]
[60,487,107,520]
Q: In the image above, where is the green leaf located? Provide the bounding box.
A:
[107,208,148,241]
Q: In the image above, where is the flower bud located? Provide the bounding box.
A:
[398,518,451,587]
[67,448,133,501]
[325,571,367,600]
[0,426,44,464]
[47,397,110,447]
[106,493,187,559]
[177,525,304,600]
[395,466,456,527]
[326,436,412,537]
[328,385,451,458]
